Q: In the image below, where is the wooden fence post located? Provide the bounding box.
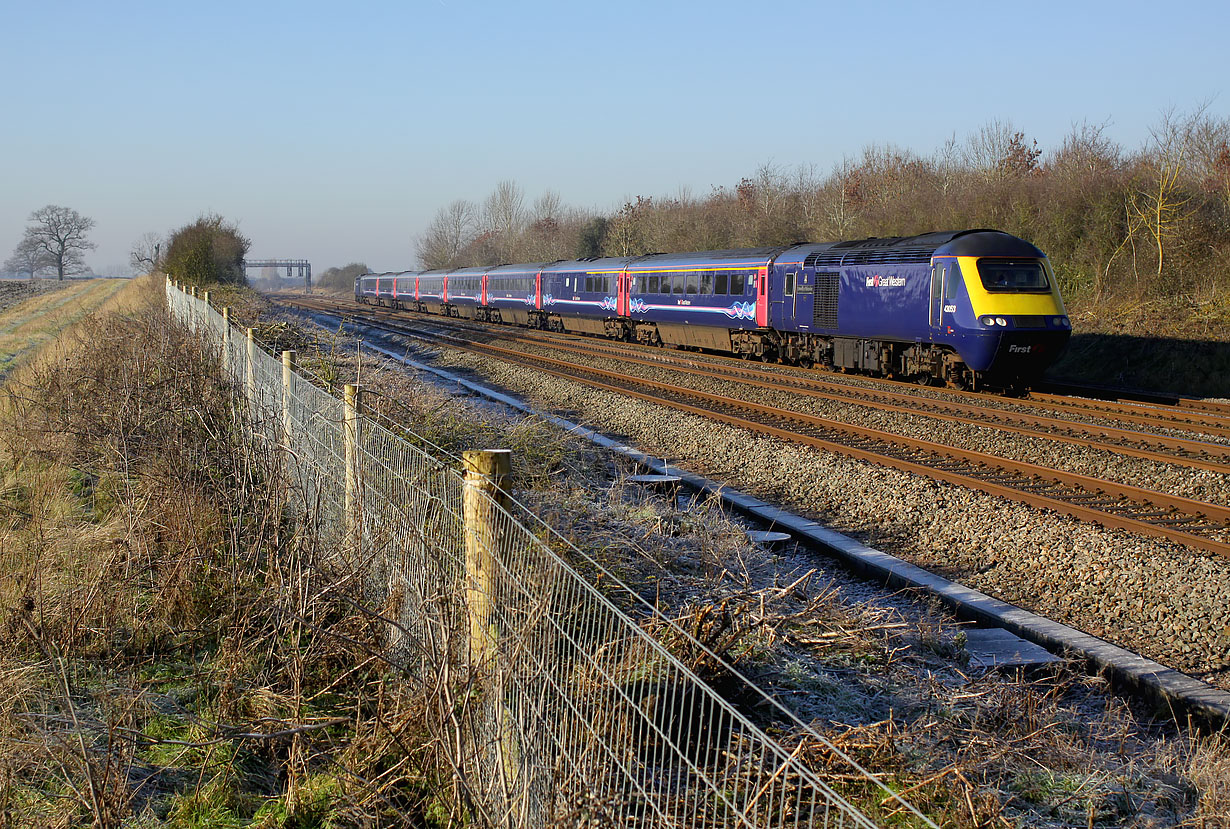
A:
[281,351,296,494]
[246,327,257,408]
[462,449,521,813]
[344,384,361,541]
[463,449,512,668]
[282,351,296,448]
[222,308,232,377]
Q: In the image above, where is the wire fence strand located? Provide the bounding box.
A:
[166,281,935,829]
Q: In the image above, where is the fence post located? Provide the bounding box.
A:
[281,351,296,494]
[463,449,520,817]
[202,291,211,338]
[246,328,257,408]
[222,308,232,377]
[344,384,361,542]
[463,449,512,668]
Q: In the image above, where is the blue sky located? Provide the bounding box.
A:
[2,0,1226,274]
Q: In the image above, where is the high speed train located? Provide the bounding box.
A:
[356,230,1071,390]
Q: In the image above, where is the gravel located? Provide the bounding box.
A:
[396,334,1230,690]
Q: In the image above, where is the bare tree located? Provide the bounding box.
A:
[1049,120,1120,180]
[482,180,527,260]
[416,199,478,269]
[933,133,964,199]
[4,235,53,279]
[531,190,562,224]
[24,205,96,280]
[483,180,526,236]
[603,197,652,256]
[963,119,1020,182]
[819,156,862,239]
[792,163,822,236]
[129,231,163,275]
[1128,106,1204,279]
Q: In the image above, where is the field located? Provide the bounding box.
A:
[0,279,128,378]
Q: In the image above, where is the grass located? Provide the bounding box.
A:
[0,278,128,378]
[0,276,451,827]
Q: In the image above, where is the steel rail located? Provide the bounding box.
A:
[320,305,1230,558]
[307,294,1230,439]
[460,326,1230,474]
[1036,381,1230,418]
[292,297,1230,473]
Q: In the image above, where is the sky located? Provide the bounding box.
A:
[2,0,1227,275]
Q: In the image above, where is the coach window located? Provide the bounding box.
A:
[701,270,714,294]
[671,274,683,295]
[685,271,699,295]
[731,273,746,295]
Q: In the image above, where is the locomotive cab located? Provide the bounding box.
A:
[933,231,1070,387]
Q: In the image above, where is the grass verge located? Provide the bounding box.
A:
[0,277,450,827]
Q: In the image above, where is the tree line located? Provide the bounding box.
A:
[5,207,253,289]
[417,108,1230,308]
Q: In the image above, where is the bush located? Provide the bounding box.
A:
[163,213,249,287]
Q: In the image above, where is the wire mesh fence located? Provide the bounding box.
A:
[166,281,933,828]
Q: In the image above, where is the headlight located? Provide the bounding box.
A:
[995,317,1007,327]
[980,316,995,327]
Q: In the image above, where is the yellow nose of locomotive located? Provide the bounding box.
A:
[958,255,1070,377]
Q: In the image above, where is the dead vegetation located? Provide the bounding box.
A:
[0,277,452,826]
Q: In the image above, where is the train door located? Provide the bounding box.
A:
[617,269,630,316]
[535,269,543,309]
[755,266,770,327]
[794,266,815,329]
[940,262,962,338]
[928,263,944,338]
[770,269,789,328]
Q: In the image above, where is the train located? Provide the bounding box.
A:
[355,230,1071,391]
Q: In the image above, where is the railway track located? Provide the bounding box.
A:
[1038,379,1230,417]
[443,326,1230,473]
[295,296,1230,439]
[280,296,1230,558]
[285,296,1230,472]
